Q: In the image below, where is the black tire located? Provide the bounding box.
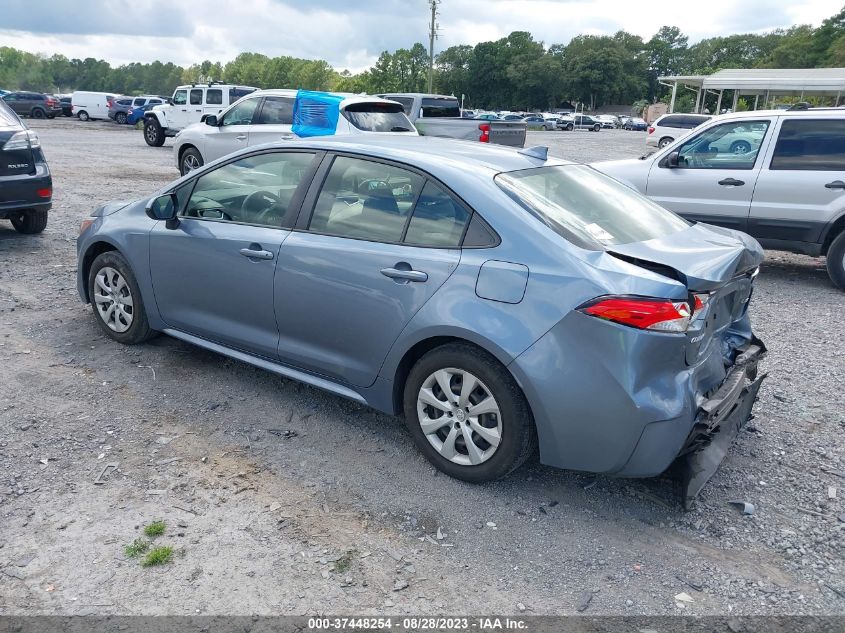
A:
[826,230,845,291]
[115,112,127,124]
[658,136,674,148]
[88,251,157,344]
[77,110,89,121]
[730,140,751,154]
[31,108,45,119]
[144,118,165,147]
[592,124,601,132]
[403,343,536,483]
[179,147,204,176]
[11,209,48,234]
[565,123,574,131]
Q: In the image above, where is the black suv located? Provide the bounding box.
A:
[1,92,63,119]
[0,100,52,233]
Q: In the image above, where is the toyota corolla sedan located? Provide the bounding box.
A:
[76,136,765,506]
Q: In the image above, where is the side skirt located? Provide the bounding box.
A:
[162,328,368,406]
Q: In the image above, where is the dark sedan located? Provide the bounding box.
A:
[0,100,52,233]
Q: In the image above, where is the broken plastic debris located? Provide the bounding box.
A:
[728,500,756,515]
[674,592,694,603]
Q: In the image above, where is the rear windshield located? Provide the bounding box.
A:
[421,98,460,118]
[495,165,689,249]
[342,102,415,132]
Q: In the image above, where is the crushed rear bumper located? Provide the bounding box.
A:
[675,337,766,509]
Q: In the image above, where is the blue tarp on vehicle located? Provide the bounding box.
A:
[292,90,344,137]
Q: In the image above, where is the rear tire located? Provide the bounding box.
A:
[658,136,674,148]
[88,251,156,345]
[403,343,536,483]
[116,112,127,124]
[144,118,165,146]
[31,108,45,119]
[565,123,574,131]
[77,111,89,121]
[592,124,601,132]
[826,230,845,291]
[11,209,48,234]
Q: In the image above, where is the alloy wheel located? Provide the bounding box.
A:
[416,368,502,466]
[93,267,134,333]
[182,153,201,173]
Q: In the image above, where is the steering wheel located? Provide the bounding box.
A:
[241,190,280,220]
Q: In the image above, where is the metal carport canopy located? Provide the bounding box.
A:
[701,68,845,94]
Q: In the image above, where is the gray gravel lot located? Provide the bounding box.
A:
[0,119,842,616]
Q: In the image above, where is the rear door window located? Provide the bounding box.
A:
[257,96,294,124]
[308,156,423,242]
[770,119,845,171]
[190,89,204,105]
[404,182,470,247]
[342,102,414,132]
[133,98,145,106]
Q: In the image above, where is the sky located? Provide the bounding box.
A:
[0,0,842,72]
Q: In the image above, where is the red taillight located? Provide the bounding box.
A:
[478,123,490,143]
[107,100,113,108]
[647,126,655,134]
[579,296,692,332]
[36,187,52,198]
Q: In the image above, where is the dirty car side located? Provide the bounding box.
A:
[76,136,765,504]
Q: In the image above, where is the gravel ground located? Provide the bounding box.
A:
[0,119,842,616]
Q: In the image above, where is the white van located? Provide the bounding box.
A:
[71,91,118,121]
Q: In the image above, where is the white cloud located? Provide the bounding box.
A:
[0,0,841,72]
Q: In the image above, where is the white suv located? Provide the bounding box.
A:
[173,90,417,175]
[143,83,256,147]
[593,108,845,289]
[647,113,711,148]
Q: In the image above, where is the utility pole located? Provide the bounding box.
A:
[428,0,440,93]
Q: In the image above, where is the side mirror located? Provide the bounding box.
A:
[666,151,680,168]
[145,192,180,229]
[205,115,218,126]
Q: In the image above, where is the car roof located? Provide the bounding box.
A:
[251,135,573,174]
[237,89,406,110]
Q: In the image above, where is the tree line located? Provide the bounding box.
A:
[1,6,843,112]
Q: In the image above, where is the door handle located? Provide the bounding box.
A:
[380,267,428,282]
[280,135,294,140]
[236,135,247,141]
[718,178,745,186]
[825,180,845,189]
[239,246,274,260]
[195,109,202,112]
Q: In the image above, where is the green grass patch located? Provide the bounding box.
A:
[143,520,166,537]
[141,545,173,567]
[124,538,150,558]
[332,548,357,574]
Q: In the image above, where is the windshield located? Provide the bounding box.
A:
[421,98,460,118]
[495,165,689,248]
[342,102,415,132]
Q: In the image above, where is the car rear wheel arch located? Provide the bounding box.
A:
[81,241,118,302]
[391,336,523,416]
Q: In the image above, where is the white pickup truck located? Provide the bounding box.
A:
[143,83,256,146]
[378,93,527,147]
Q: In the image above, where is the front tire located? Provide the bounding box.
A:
[565,123,574,131]
[730,140,751,154]
[403,343,535,483]
[592,124,601,132]
[88,251,156,344]
[179,147,204,175]
[144,118,165,146]
[77,111,89,121]
[11,209,48,234]
[826,230,845,291]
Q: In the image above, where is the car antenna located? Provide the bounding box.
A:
[518,146,548,161]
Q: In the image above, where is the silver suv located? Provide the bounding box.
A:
[593,108,845,289]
